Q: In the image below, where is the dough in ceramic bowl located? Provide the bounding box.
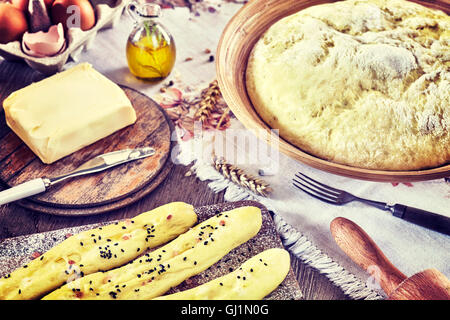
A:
[246,0,449,170]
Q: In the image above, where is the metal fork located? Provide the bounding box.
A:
[292,172,450,236]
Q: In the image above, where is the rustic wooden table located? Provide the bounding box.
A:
[0,60,349,300]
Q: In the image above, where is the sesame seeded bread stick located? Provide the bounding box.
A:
[154,248,290,300]
[0,202,197,300]
[42,206,262,300]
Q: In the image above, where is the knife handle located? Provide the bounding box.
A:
[392,204,450,236]
[0,178,46,206]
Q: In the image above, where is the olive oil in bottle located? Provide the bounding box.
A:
[126,3,176,81]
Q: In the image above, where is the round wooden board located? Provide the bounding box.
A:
[216,0,450,182]
[0,86,174,216]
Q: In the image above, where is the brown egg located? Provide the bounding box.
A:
[10,0,28,11]
[43,0,53,8]
[51,0,95,31]
[0,3,28,44]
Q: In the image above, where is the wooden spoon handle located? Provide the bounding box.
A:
[330,217,407,296]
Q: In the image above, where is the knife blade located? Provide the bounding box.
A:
[0,147,156,206]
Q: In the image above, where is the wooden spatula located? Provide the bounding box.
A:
[330,217,450,300]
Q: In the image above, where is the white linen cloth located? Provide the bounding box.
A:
[68,2,449,299]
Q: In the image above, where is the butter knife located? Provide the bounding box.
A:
[0,147,156,206]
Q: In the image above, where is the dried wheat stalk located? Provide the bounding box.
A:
[213,157,272,197]
[194,80,222,122]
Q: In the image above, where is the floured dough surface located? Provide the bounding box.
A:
[246,0,449,170]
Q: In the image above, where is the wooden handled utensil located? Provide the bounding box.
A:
[330,217,450,300]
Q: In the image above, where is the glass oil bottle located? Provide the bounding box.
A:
[126,2,176,81]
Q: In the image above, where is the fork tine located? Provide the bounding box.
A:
[294,173,340,196]
[292,178,339,200]
[292,180,339,205]
[295,172,342,194]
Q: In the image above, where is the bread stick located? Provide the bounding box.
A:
[154,248,290,300]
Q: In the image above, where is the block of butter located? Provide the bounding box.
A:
[3,63,137,164]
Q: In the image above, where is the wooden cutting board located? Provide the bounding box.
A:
[0,86,174,216]
[0,200,303,300]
